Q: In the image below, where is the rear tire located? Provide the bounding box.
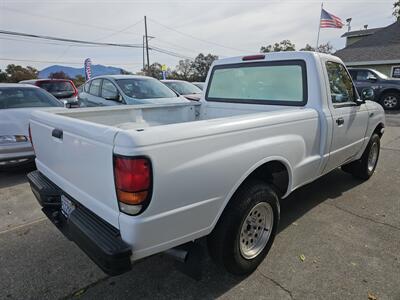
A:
[341,133,380,180]
[207,179,280,275]
[380,91,400,110]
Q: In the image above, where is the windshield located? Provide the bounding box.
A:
[373,70,389,80]
[164,81,202,95]
[193,82,205,90]
[116,78,177,99]
[0,87,63,109]
[37,81,75,98]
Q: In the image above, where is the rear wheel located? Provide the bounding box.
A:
[207,179,280,275]
[380,92,400,110]
[342,133,380,180]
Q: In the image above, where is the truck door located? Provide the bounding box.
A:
[324,61,369,172]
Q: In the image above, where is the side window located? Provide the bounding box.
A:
[84,81,91,92]
[356,70,368,81]
[326,62,355,104]
[348,70,357,80]
[89,79,102,96]
[101,80,119,100]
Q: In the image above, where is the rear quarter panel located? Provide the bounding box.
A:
[114,109,321,259]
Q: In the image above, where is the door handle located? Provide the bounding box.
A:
[336,117,344,126]
[52,128,63,139]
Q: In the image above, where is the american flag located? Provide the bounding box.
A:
[84,58,92,80]
[320,8,344,28]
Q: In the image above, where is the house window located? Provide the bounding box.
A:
[392,66,400,78]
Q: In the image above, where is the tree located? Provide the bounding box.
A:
[300,42,334,54]
[0,69,7,82]
[191,53,218,82]
[72,75,85,87]
[394,1,400,20]
[144,63,163,79]
[2,64,38,82]
[120,69,133,75]
[172,59,195,81]
[260,40,296,53]
[49,71,69,79]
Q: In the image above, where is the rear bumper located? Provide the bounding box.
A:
[27,170,132,276]
[0,142,34,163]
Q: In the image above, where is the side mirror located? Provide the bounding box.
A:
[367,75,377,82]
[361,88,374,101]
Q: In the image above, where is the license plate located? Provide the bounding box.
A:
[61,195,75,218]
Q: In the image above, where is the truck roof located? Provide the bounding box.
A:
[212,51,336,66]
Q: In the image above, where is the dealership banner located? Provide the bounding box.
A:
[84,58,92,80]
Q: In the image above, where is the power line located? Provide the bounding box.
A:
[0,36,105,47]
[0,30,143,48]
[0,30,196,61]
[2,7,142,37]
[0,57,142,66]
[150,46,194,60]
[93,19,144,42]
[148,17,252,53]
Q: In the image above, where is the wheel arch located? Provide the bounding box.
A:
[210,157,292,231]
[373,122,385,138]
[379,88,400,99]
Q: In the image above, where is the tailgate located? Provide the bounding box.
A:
[30,110,121,228]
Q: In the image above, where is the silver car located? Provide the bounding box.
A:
[78,75,189,107]
[0,84,63,167]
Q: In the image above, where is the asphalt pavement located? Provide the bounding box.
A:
[0,112,399,300]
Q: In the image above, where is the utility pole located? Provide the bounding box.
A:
[142,35,145,71]
[144,16,150,74]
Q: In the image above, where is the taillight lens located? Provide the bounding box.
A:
[114,156,152,215]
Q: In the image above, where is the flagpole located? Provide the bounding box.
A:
[316,2,323,51]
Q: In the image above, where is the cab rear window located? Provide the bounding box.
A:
[206,60,307,106]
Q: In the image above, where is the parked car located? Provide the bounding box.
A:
[20,79,79,107]
[348,68,400,110]
[192,82,205,90]
[78,75,189,107]
[0,84,63,168]
[28,52,384,277]
[161,79,202,101]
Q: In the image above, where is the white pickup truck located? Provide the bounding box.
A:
[28,52,385,276]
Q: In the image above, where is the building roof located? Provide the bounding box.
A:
[335,21,400,63]
[341,27,382,38]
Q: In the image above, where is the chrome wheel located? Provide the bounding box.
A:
[239,202,273,260]
[367,141,379,172]
[382,95,398,109]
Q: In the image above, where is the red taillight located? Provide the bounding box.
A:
[242,54,265,61]
[114,156,152,215]
[71,82,78,97]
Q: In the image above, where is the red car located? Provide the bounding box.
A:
[20,79,79,107]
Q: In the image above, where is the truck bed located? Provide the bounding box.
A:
[48,101,294,130]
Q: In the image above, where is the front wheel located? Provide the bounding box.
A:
[207,179,280,275]
[342,133,380,180]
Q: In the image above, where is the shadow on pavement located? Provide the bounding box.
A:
[0,162,36,189]
[279,169,361,232]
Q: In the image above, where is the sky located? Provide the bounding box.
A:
[0,0,397,73]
